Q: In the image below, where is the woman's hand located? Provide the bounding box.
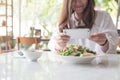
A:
[88,33,107,46]
[55,33,70,51]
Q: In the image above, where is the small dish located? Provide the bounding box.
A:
[22,50,43,61]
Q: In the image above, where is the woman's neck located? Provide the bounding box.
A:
[74,12,82,22]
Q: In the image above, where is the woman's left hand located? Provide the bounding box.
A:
[88,33,107,46]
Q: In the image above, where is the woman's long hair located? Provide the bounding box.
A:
[58,0,96,32]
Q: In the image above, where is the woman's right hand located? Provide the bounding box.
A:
[55,33,70,51]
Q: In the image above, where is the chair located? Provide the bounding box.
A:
[117,37,120,54]
[0,36,12,54]
[118,38,120,47]
[16,37,41,50]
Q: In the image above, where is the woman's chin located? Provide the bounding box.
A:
[75,10,83,14]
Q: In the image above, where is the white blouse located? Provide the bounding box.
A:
[48,11,119,54]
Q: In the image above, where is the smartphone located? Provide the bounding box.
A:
[63,28,90,39]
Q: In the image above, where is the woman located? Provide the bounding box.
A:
[48,0,118,54]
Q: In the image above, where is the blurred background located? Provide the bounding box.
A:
[0,0,119,51]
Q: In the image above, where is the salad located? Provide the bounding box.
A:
[59,44,96,57]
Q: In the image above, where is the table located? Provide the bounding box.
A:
[0,51,120,80]
[40,38,50,51]
[41,38,50,42]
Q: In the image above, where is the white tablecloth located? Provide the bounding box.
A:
[0,51,120,80]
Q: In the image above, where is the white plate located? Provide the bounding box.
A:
[63,28,90,39]
[57,55,103,64]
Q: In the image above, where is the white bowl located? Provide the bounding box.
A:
[57,55,97,64]
[22,50,42,61]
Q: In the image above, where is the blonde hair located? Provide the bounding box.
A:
[58,0,96,32]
